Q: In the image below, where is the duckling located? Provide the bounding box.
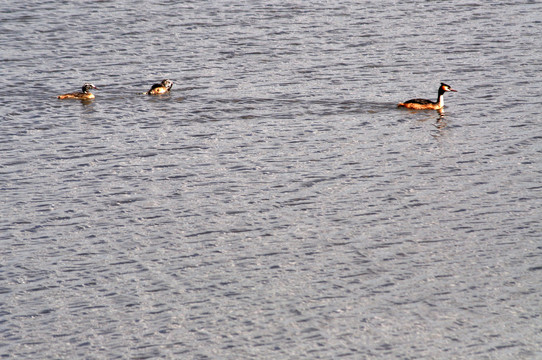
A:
[146,79,173,95]
[58,83,99,100]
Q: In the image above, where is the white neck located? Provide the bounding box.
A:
[437,94,444,108]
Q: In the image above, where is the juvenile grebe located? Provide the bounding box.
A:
[146,79,173,95]
[398,83,457,110]
[58,83,99,100]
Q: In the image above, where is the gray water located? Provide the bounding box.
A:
[1,1,542,359]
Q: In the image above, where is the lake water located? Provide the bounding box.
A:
[1,1,542,358]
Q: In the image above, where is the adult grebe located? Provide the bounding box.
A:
[58,83,99,100]
[145,79,173,95]
[398,83,457,110]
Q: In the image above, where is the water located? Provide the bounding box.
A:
[1,1,542,358]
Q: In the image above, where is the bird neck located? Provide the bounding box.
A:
[437,88,445,107]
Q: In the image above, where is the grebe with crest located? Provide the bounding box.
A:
[58,83,99,100]
[398,83,457,110]
[145,79,173,95]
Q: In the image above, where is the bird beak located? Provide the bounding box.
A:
[449,88,457,92]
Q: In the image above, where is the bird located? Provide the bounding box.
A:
[58,83,99,100]
[398,83,457,110]
[145,79,173,95]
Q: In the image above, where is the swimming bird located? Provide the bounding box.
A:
[145,79,173,95]
[398,83,457,110]
[58,83,99,100]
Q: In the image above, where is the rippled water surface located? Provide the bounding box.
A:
[2,1,542,358]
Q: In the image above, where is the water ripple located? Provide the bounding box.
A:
[1,0,542,359]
